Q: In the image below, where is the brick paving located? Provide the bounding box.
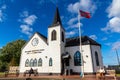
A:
[0,75,120,80]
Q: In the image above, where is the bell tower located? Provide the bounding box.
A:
[48,7,65,46]
[47,7,65,74]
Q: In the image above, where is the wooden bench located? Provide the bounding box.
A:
[5,66,19,77]
[105,70,116,80]
[24,69,38,76]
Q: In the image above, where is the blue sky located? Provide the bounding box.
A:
[0,0,120,66]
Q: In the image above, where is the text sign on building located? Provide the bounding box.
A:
[25,49,44,54]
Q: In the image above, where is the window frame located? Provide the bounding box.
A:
[51,30,57,41]
[74,51,81,66]
[30,59,34,67]
[49,58,53,66]
[25,59,29,67]
[38,58,42,67]
[95,51,100,66]
[33,58,37,67]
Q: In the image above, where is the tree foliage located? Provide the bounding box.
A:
[0,39,26,67]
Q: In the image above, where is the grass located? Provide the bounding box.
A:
[0,72,5,77]
[116,74,120,77]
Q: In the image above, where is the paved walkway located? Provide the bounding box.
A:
[0,75,120,80]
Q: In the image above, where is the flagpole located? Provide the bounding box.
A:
[78,11,84,78]
[115,49,120,65]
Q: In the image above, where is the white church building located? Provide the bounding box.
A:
[19,8,103,75]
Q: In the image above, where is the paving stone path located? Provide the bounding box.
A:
[0,75,120,80]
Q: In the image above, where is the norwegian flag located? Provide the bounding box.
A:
[80,10,91,18]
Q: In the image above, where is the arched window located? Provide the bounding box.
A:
[25,59,29,67]
[33,58,37,67]
[74,51,81,66]
[95,51,99,66]
[49,58,53,66]
[38,58,42,66]
[62,32,64,42]
[51,30,57,41]
[30,59,34,67]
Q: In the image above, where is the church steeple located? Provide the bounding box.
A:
[53,7,62,25]
[49,7,62,27]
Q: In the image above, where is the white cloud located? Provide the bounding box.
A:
[23,15,37,25]
[20,11,29,17]
[20,25,33,38]
[0,4,7,22]
[104,43,112,46]
[0,10,3,22]
[67,0,97,14]
[67,22,83,30]
[89,35,97,40]
[66,31,76,38]
[102,37,108,41]
[102,17,120,33]
[67,2,80,14]
[67,17,78,25]
[1,4,7,10]
[102,0,120,33]
[19,11,37,38]
[66,0,97,37]
[112,41,120,50]
[106,0,120,18]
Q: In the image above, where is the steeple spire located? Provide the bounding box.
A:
[50,7,62,27]
[53,7,61,25]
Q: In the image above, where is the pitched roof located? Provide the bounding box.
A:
[49,7,65,31]
[52,7,62,26]
[36,32,47,44]
[65,36,101,47]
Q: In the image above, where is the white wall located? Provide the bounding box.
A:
[65,46,81,72]
[19,33,49,73]
[47,25,65,73]
[82,45,94,73]
[19,32,103,74]
[65,45,94,73]
[20,25,65,74]
[91,45,104,72]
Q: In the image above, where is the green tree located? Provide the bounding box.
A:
[0,39,26,66]
[0,48,2,54]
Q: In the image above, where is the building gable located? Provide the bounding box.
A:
[21,32,48,51]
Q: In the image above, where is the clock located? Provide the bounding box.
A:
[31,38,39,46]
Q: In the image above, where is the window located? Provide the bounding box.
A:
[95,51,99,66]
[25,59,29,67]
[38,58,42,66]
[51,30,57,40]
[49,58,53,66]
[33,58,37,67]
[30,59,34,67]
[62,32,64,42]
[74,51,81,66]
